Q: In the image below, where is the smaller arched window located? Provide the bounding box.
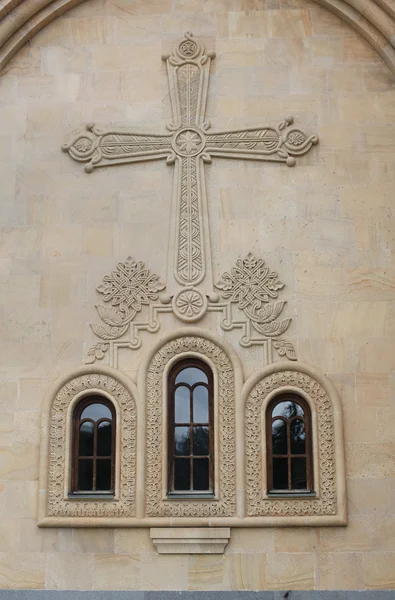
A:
[267,394,313,493]
[72,395,115,494]
[168,360,214,495]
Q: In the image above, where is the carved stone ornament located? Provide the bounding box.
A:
[48,373,136,517]
[245,370,336,517]
[145,336,236,517]
[63,32,319,296]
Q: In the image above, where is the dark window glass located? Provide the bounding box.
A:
[96,459,112,491]
[79,421,94,456]
[78,459,93,491]
[272,419,287,454]
[193,458,209,490]
[174,458,190,490]
[97,421,112,456]
[168,360,213,495]
[72,396,115,494]
[175,386,190,423]
[267,394,313,493]
[273,458,288,490]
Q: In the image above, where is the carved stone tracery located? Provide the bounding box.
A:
[145,336,236,517]
[48,373,136,517]
[245,370,336,517]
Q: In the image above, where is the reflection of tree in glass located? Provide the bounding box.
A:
[272,419,287,454]
[98,421,112,456]
[193,426,209,455]
[272,400,304,419]
[175,429,190,455]
[290,418,305,454]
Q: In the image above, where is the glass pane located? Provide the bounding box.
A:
[193,385,208,423]
[175,386,190,423]
[96,459,112,491]
[81,402,112,421]
[193,458,209,491]
[175,367,208,386]
[174,458,190,491]
[79,421,94,456]
[272,400,304,419]
[290,419,306,454]
[272,419,287,455]
[174,426,190,455]
[193,426,209,455]
[291,457,307,489]
[272,457,288,490]
[97,421,112,456]
[78,459,93,491]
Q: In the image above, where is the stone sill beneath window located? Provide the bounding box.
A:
[67,494,115,500]
[267,491,317,498]
[150,527,230,554]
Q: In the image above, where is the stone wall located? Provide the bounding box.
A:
[0,0,394,591]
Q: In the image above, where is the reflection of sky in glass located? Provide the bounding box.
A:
[272,419,287,454]
[175,386,190,422]
[81,402,112,421]
[175,367,208,386]
[174,426,190,455]
[272,400,304,419]
[193,385,208,422]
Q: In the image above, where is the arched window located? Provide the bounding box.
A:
[267,394,313,493]
[168,360,214,495]
[72,395,115,494]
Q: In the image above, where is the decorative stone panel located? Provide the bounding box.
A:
[244,363,346,521]
[145,335,236,517]
[45,371,137,518]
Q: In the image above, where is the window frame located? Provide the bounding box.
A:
[266,393,314,495]
[71,395,116,495]
[167,358,214,497]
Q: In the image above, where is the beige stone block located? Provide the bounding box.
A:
[295,266,346,299]
[357,338,394,374]
[115,528,155,554]
[40,273,71,309]
[363,553,395,589]
[59,529,114,554]
[42,226,83,259]
[266,552,315,590]
[309,6,350,35]
[329,67,363,93]
[227,12,271,38]
[362,123,395,151]
[227,528,273,553]
[346,442,395,479]
[188,555,228,590]
[348,268,395,301]
[356,374,389,407]
[0,517,19,552]
[0,275,41,306]
[320,516,373,551]
[0,552,45,590]
[46,553,93,590]
[310,37,343,67]
[377,407,395,443]
[13,411,40,446]
[19,518,58,552]
[69,16,106,46]
[371,514,395,552]
[17,77,55,101]
[40,46,92,76]
[343,403,377,443]
[227,553,266,590]
[140,553,188,590]
[338,95,378,121]
[317,552,362,589]
[347,479,393,517]
[105,15,166,44]
[0,227,42,259]
[93,554,139,590]
[269,9,311,37]
[83,227,113,257]
[0,414,14,447]
[363,65,395,92]
[0,307,51,344]
[343,34,381,63]
[274,528,319,553]
[330,302,388,339]
[107,0,172,15]
[18,378,55,412]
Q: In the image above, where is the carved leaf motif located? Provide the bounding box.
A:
[91,323,128,340]
[85,343,109,364]
[251,318,291,337]
[96,305,130,326]
[246,301,286,324]
[273,338,297,360]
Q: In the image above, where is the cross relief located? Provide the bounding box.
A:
[63,33,319,366]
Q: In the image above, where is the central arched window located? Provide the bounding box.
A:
[266,394,313,493]
[168,360,214,495]
[72,395,115,494]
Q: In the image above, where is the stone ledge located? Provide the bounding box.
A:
[150,527,231,554]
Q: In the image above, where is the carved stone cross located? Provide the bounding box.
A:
[63,32,318,299]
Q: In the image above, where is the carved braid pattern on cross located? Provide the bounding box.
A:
[62,32,319,292]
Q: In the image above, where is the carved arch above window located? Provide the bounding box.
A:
[243,362,346,523]
[38,366,137,523]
